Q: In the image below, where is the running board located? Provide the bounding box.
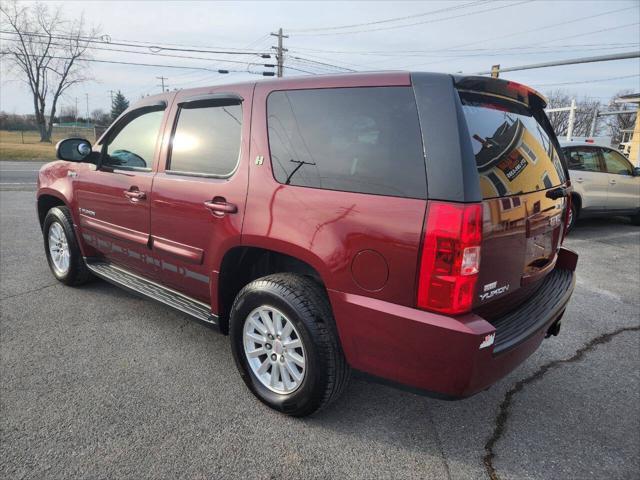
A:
[85,260,218,327]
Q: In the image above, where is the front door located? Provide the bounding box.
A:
[149,86,253,303]
[76,100,171,276]
[600,147,640,211]
[565,146,609,210]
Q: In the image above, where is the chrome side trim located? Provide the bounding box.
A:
[85,259,217,326]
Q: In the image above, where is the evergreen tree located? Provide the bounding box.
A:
[110,91,130,120]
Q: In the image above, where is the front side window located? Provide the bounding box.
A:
[169,101,242,176]
[565,148,603,173]
[105,109,165,169]
[267,87,426,198]
[601,148,633,175]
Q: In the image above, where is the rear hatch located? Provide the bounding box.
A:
[456,79,569,315]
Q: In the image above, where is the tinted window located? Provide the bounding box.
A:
[601,148,633,175]
[105,109,164,169]
[565,148,602,172]
[267,87,426,198]
[169,102,242,176]
[460,93,566,199]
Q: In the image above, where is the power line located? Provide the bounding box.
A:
[287,0,490,32]
[0,29,272,56]
[288,56,356,72]
[290,0,533,36]
[0,35,271,66]
[532,74,640,88]
[400,21,640,69]
[360,6,638,70]
[0,52,260,74]
[287,42,640,56]
[93,34,270,53]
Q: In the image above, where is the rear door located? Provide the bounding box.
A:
[457,90,569,309]
[600,147,640,211]
[564,146,609,209]
[149,86,252,303]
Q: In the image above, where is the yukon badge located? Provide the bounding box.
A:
[480,282,510,301]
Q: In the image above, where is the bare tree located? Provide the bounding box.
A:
[0,1,98,142]
[607,89,637,146]
[544,89,602,138]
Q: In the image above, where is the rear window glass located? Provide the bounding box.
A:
[460,92,566,199]
[267,87,426,198]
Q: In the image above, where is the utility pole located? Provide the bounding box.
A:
[589,108,599,137]
[109,90,115,106]
[74,96,78,125]
[566,98,577,141]
[156,76,168,92]
[271,28,288,77]
[85,93,89,126]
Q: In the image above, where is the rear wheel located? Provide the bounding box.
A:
[631,213,640,226]
[229,273,349,416]
[43,206,91,286]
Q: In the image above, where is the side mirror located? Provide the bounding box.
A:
[633,167,640,177]
[56,138,93,162]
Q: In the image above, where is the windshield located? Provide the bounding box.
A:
[460,92,566,199]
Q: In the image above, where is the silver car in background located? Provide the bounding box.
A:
[561,141,640,230]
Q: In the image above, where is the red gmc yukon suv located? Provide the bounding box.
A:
[37,72,578,416]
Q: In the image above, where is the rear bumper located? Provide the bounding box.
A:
[329,247,577,398]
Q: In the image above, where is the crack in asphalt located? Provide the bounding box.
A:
[483,325,640,480]
[427,406,452,480]
[0,283,58,301]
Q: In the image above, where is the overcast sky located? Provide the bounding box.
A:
[1,0,639,115]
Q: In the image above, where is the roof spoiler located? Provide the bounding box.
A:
[453,75,548,109]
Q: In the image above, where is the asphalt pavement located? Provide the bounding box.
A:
[0,161,45,188]
[1,185,638,480]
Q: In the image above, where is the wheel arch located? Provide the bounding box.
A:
[216,246,326,334]
[37,192,68,230]
[570,191,582,215]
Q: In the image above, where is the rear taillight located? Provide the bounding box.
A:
[417,202,483,315]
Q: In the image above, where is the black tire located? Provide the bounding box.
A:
[229,273,350,417]
[567,202,578,232]
[631,212,640,226]
[43,206,91,286]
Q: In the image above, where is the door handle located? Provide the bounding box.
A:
[609,179,617,185]
[123,189,146,201]
[574,178,584,183]
[204,197,238,216]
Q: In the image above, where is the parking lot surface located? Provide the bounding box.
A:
[1,186,638,480]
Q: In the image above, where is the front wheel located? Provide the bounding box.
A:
[43,206,91,286]
[229,273,349,417]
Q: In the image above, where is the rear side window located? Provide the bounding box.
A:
[267,87,426,198]
[169,102,242,176]
[460,92,566,199]
[565,147,603,172]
